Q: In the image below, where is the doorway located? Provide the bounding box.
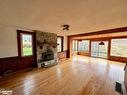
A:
[17,30,36,67]
[72,40,78,56]
[91,41,109,59]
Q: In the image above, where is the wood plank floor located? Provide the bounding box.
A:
[0,56,125,95]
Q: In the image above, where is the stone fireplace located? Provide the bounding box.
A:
[35,30,58,67]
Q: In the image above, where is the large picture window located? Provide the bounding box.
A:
[78,40,89,51]
[111,38,127,57]
[57,36,63,52]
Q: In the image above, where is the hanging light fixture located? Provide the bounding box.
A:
[99,41,105,45]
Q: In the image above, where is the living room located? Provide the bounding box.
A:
[0,0,127,95]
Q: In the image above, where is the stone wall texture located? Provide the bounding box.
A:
[35,30,57,63]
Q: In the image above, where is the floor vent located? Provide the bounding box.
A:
[115,82,122,94]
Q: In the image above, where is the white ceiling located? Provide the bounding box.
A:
[0,0,127,35]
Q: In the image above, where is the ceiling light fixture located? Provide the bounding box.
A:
[62,24,70,31]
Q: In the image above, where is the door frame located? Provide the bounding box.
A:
[17,30,37,64]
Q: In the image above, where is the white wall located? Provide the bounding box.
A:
[0,25,18,58]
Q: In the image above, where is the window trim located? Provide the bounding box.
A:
[57,36,64,52]
[17,30,35,57]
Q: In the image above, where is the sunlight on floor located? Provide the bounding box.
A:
[72,55,125,82]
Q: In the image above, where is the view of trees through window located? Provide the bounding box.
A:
[21,34,33,56]
[78,40,89,51]
[72,38,127,58]
[111,39,127,57]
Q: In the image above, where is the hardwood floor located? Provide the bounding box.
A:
[0,56,125,95]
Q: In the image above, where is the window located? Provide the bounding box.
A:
[18,30,34,57]
[21,34,33,56]
[78,40,89,51]
[57,36,63,52]
[72,40,78,51]
[111,38,127,57]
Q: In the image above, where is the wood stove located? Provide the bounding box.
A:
[42,50,54,61]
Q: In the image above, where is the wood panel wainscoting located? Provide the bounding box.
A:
[110,56,127,63]
[0,56,35,76]
[0,50,67,76]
